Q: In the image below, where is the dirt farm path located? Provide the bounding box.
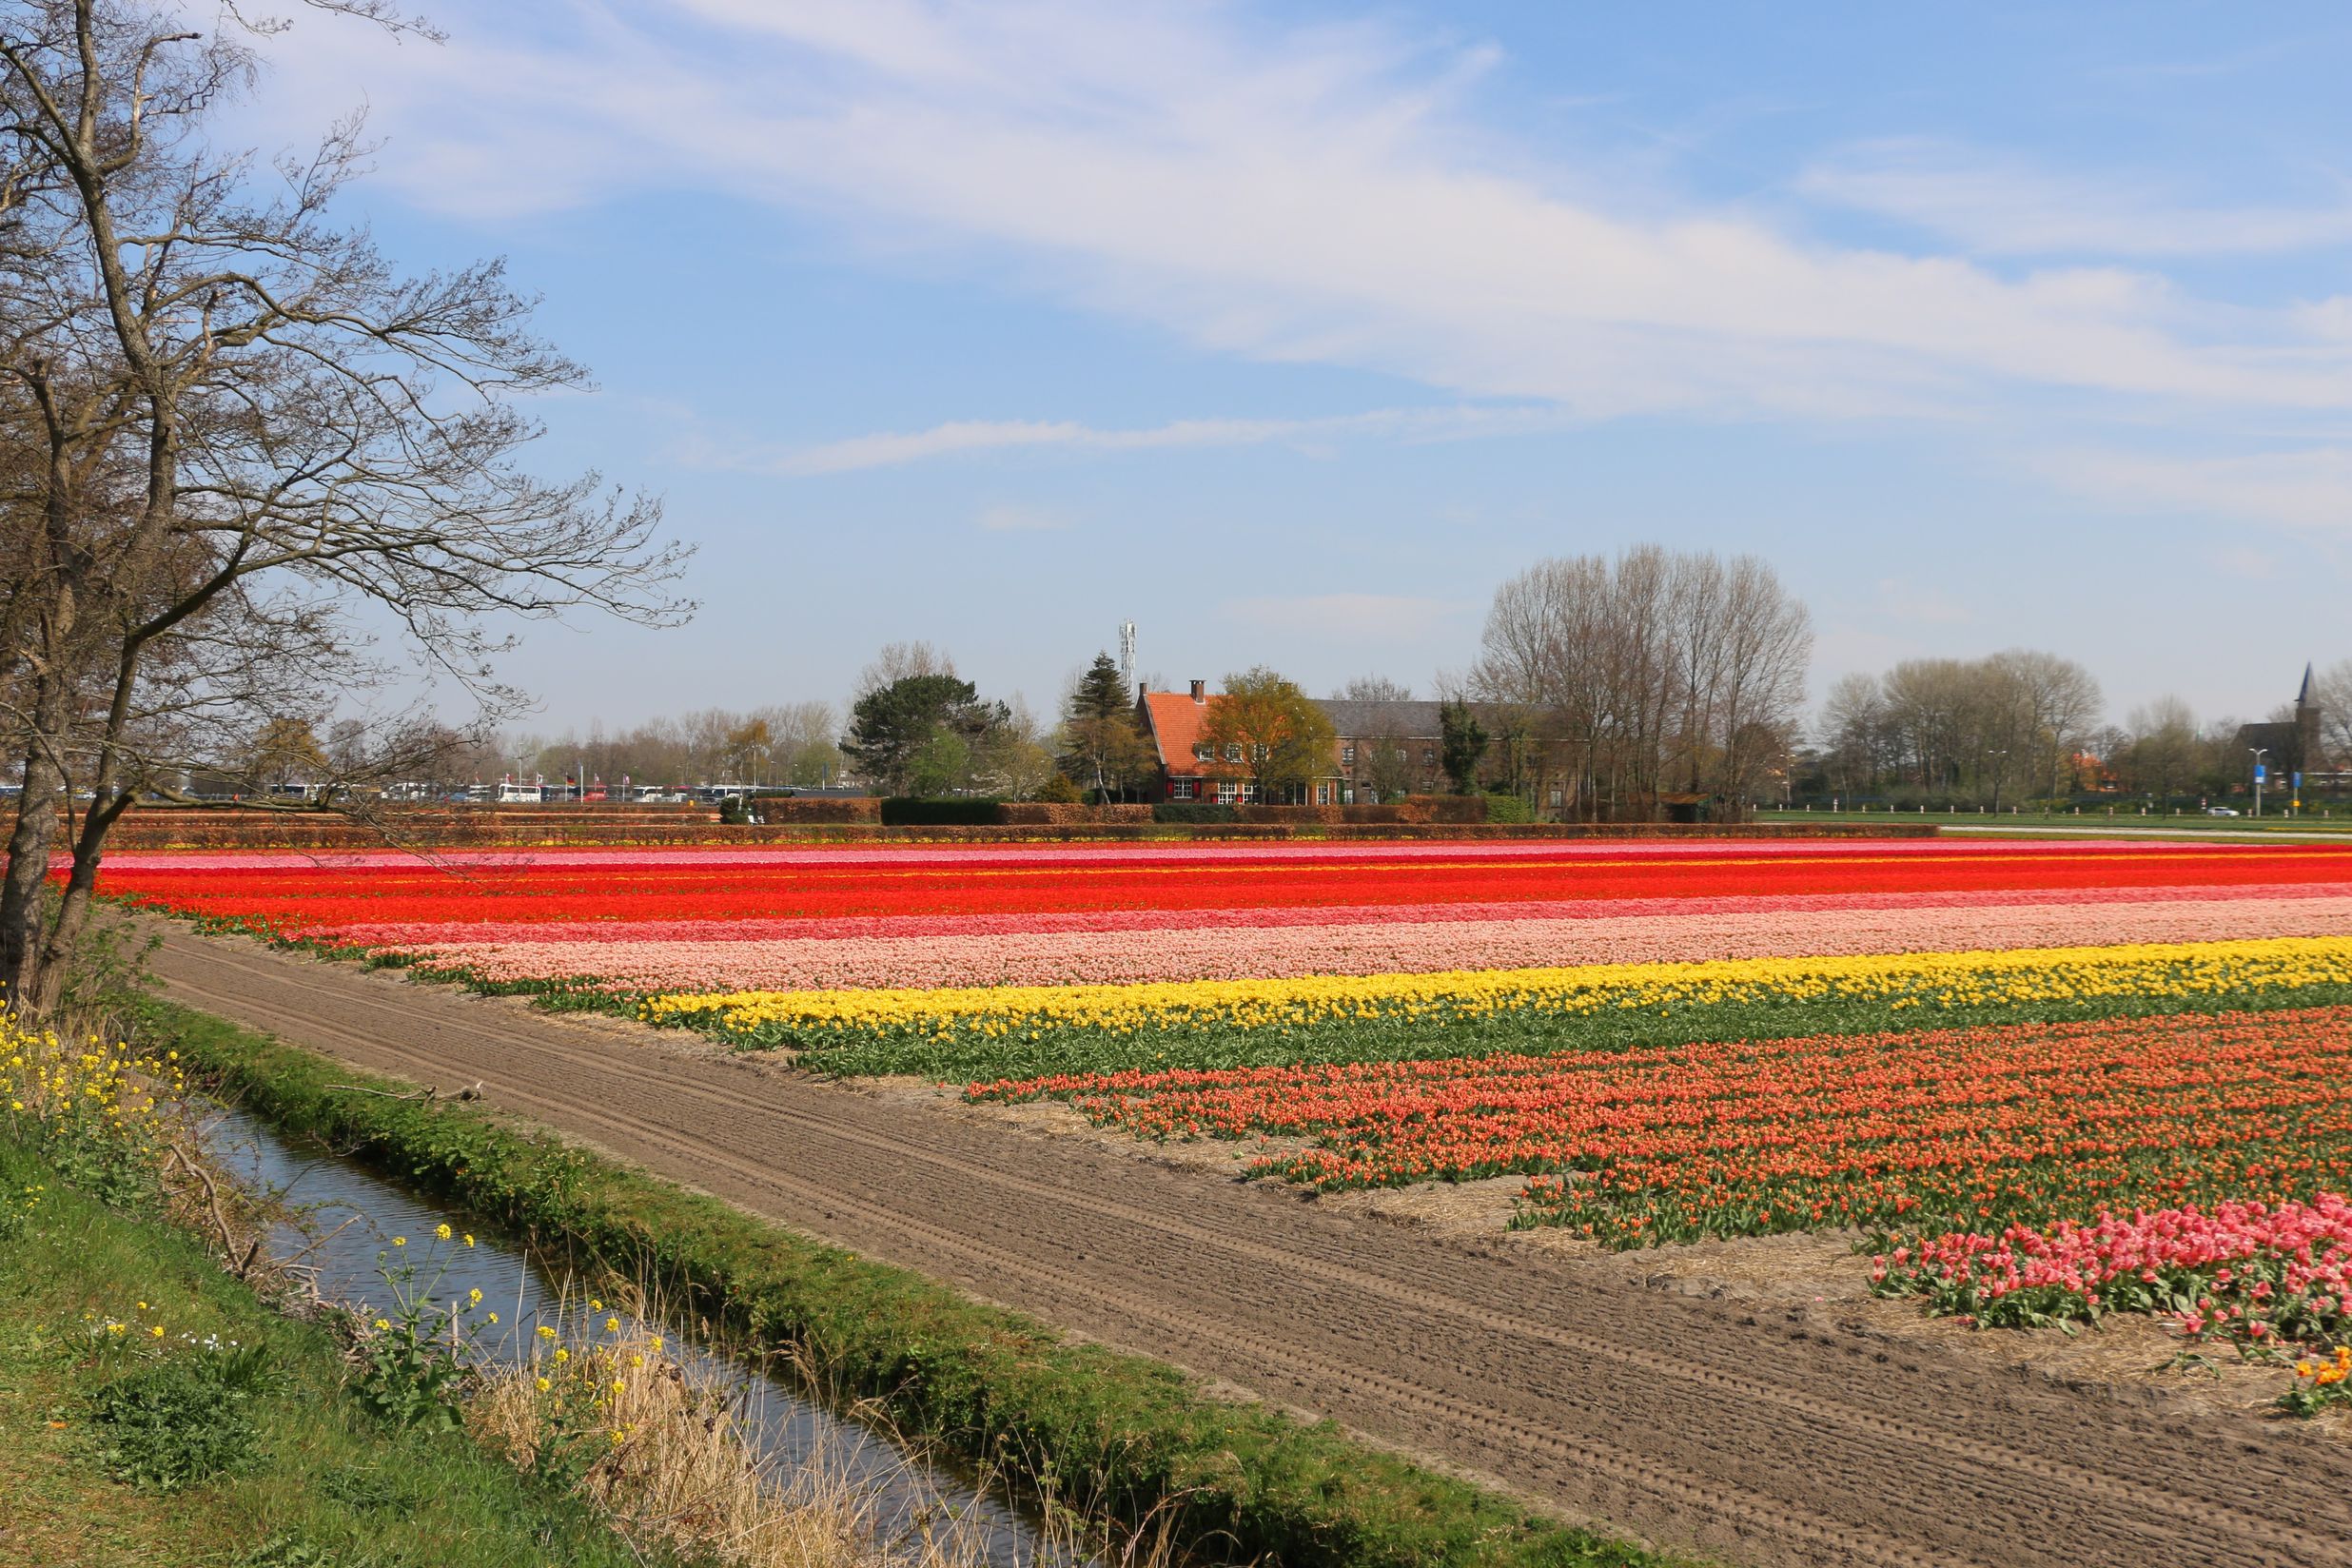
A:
[153,931,2352,1568]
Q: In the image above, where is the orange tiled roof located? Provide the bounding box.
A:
[1141,690,1225,775]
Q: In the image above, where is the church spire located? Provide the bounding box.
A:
[2300,662,2316,707]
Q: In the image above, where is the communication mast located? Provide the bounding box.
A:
[1118,620,1137,692]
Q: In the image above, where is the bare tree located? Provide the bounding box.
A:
[1469,547,1811,819]
[854,639,956,698]
[0,2,690,1013]
[2114,696,2201,806]
[2313,658,2352,772]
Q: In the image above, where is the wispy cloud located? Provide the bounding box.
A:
[2037,445,2352,533]
[1221,594,1469,638]
[679,405,1562,476]
[1799,139,2352,257]
[251,2,2352,422]
[975,502,1068,532]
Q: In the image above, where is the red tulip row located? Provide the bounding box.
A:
[966,1008,2352,1250]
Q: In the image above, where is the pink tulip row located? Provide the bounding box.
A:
[386,892,2352,993]
[315,880,2352,949]
[1873,1193,2352,1348]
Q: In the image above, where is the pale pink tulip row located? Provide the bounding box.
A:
[316,880,2352,949]
[387,893,2352,993]
[1874,1193,2352,1346]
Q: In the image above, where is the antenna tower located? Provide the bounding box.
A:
[1118,621,1137,691]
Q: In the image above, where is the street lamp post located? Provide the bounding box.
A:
[2249,748,2268,817]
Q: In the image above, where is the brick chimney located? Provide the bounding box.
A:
[1189,678,1206,703]
[1136,682,1147,706]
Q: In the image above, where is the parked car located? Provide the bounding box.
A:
[2205,807,2240,817]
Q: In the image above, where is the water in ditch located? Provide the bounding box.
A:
[198,1104,1058,1565]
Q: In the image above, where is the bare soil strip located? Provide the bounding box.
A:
[152,931,2352,1568]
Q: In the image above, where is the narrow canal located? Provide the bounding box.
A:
[200,1104,1059,1564]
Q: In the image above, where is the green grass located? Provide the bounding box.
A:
[0,1135,660,1568]
[150,998,1688,1568]
[1755,807,2352,833]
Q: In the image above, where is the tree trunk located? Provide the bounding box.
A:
[0,676,75,1016]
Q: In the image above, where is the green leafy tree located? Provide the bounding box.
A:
[907,727,973,796]
[1201,667,1338,803]
[846,675,1006,794]
[1059,653,1151,800]
[1440,700,1489,794]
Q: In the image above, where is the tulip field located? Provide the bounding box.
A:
[97,834,2352,1346]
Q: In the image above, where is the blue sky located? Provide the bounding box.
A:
[228,0,2352,732]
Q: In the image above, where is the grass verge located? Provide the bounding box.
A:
[149,997,1687,1568]
[0,1132,660,1568]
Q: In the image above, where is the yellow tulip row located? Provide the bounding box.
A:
[640,935,2352,1042]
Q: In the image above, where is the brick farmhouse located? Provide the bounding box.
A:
[1135,681,1451,804]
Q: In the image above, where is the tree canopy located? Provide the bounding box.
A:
[844,673,1008,795]
[1201,667,1337,801]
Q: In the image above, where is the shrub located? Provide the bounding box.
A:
[879,796,1006,826]
[1033,773,1085,805]
[1484,792,1534,824]
[89,1346,273,1493]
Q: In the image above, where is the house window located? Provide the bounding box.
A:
[1241,782,1260,803]
[1217,781,1239,804]
[1170,779,1195,800]
[1422,747,1436,766]
[1192,743,1212,761]
[1342,744,1356,766]
[1225,744,1243,763]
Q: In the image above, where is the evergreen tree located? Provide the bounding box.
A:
[846,674,1006,794]
[1059,653,1151,800]
[1439,700,1490,794]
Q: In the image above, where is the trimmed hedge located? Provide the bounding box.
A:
[1152,802,1237,824]
[879,797,1008,826]
[131,821,1944,848]
[748,795,881,823]
[157,1004,1670,1568]
[997,802,1157,825]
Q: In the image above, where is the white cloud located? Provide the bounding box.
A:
[243,2,2352,422]
[1798,139,2352,258]
[1220,594,1469,638]
[678,405,1563,476]
[975,502,1067,532]
[2038,446,2352,533]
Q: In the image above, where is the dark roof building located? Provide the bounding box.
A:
[2233,664,2325,793]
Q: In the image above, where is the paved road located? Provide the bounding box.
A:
[154,931,2352,1568]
